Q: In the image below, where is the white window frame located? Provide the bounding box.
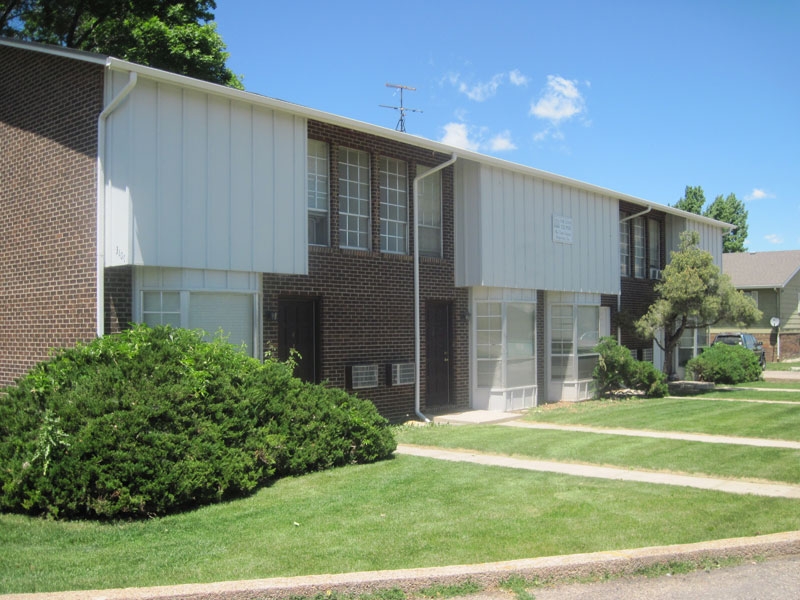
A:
[135,267,261,358]
[632,216,646,279]
[417,165,442,258]
[338,147,371,250]
[307,139,329,246]
[648,218,661,272]
[619,214,630,277]
[379,156,408,254]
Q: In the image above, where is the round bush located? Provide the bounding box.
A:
[0,325,395,520]
[686,343,762,384]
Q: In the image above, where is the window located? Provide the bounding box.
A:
[619,214,630,277]
[476,302,536,390]
[744,290,759,306]
[347,364,379,389]
[417,165,442,258]
[142,291,181,328]
[632,216,646,279]
[678,324,708,367]
[379,157,408,254]
[550,305,574,380]
[390,363,415,386]
[551,303,601,381]
[338,147,371,250]
[476,302,502,388]
[577,306,600,379]
[648,218,661,273]
[141,291,255,355]
[307,139,329,246]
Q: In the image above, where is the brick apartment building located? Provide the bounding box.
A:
[0,38,730,420]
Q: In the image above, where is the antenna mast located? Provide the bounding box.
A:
[380,83,422,132]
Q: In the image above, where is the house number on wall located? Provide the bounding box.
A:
[552,215,573,244]
[114,245,127,262]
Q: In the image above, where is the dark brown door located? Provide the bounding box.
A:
[278,298,320,383]
[426,301,453,406]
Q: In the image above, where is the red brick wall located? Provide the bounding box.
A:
[0,45,104,386]
[263,121,469,422]
[618,203,665,354]
[753,332,800,362]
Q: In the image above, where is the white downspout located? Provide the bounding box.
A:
[412,154,457,422]
[619,206,651,223]
[96,69,137,337]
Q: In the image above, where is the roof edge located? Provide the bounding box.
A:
[1,36,730,231]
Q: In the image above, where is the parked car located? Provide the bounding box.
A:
[712,332,766,368]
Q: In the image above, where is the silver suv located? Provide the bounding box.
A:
[712,332,766,368]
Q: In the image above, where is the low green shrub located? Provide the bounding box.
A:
[592,337,667,398]
[686,343,762,384]
[0,325,395,520]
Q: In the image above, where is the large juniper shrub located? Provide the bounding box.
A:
[686,343,762,384]
[0,325,395,520]
[592,337,668,398]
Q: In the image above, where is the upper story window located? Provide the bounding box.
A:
[632,216,646,279]
[379,157,408,254]
[619,213,630,277]
[338,147,371,250]
[417,165,442,258]
[648,218,661,277]
[307,139,329,246]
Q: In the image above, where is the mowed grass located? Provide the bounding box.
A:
[3,455,800,594]
[396,424,800,484]
[525,397,800,440]
[690,387,800,402]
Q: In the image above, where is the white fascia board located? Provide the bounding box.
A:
[3,37,727,233]
[0,36,108,64]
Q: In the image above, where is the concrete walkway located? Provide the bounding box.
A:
[502,420,800,449]
[395,444,800,499]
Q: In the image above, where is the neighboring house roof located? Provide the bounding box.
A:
[1,36,730,232]
[723,250,800,289]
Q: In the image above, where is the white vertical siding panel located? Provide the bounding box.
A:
[533,176,547,286]
[206,95,231,270]
[523,175,536,287]
[181,89,208,269]
[293,117,308,274]
[156,83,183,267]
[229,101,254,271]
[272,113,297,272]
[454,160,482,286]
[131,78,158,265]
[479,165,494,284]
[251,108,275,270]
[104,72,133,267]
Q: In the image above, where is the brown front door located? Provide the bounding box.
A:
[278,298,320,383]
[426,301,453,406]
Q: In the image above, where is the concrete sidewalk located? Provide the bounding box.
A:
[395,444,800,499]
[502,420,800,449]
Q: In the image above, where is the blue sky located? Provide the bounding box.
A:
[215,0,798,252]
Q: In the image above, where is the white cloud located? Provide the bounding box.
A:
[765,233,784,244]
[530,75,586,123]
[509,69,529,86]
[745,188,776,201]
[489,131,517,152]
[440,122,480,151]
[457,73,505,102]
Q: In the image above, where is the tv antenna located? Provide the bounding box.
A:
[380,83,422,132]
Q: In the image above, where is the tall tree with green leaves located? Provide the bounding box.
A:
[704,193,748,253]
[0,0,242,89]
[673,185,706,214]
[636,230,761,379]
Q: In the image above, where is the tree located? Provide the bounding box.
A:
[673,185,706,214]
[0,0,242,89]
[705,193,748,253]
[635,230,761,379]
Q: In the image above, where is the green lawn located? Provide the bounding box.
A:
[396,424,800,484]
[525,397,800,440]
[2,455,800,594]
[765,362,800,372]
[688,388,800,402]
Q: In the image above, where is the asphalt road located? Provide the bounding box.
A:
[460,554,800,600]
